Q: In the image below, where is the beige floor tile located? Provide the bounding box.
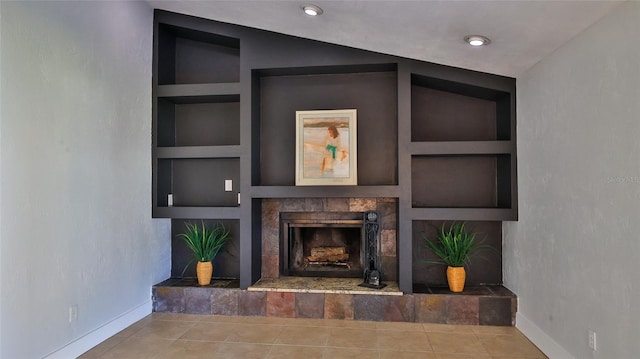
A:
[324,319,377,329]
[152,312,205,322]
[114,316,154,338]
[471,325,521,336]
[281,317,331,327]
[322,347,379,359]
[78,315,548,359]
[267,345,325,359]
[77,335,127,358]
[225,323,284,344]
[422,324,476,334]
[198,314,248,323]
[212,342,273,359]
[377,330,431,352]
[236,316,301,326]
[435,354,491,359]
[376,321,426,332]
[131,319,196,340]
[477,333,547,358]
[99,337,174,359]
[327,327,377,348]
[275,325,330,346]
[155,339,222,359]
[380,350,438,359]
[179,322,233,342]
[427,332,489,355]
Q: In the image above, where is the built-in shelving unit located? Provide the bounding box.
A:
[152,10,517,292]
[153,19,241,222]
[408,74,516,221]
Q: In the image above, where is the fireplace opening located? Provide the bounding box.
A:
[281,212,364,278]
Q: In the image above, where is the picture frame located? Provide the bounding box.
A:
[295,109,357,186]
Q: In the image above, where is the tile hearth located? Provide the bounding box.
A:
[153,277,517,326]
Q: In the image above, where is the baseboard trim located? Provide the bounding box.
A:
[516,312,574,359]
[44,300,152,359]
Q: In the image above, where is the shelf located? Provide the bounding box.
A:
[411,155,512,209]
[157,92,240,147]
[157,83,240,98]
[154,206,241,219]
[156,145,242,159]
[409,207,516,221]
[408,141,513,155]
[411,74,511,142]
[157,24,240,85]
[251,185,400,199]
[157,158,240,207]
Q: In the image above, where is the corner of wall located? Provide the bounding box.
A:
[0,1,5,355]
[517,312,574,359]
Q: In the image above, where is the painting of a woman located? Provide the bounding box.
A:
[320,125,348,174]
[296,109,357,186]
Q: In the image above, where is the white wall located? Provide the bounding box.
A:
[0,1,171,358]
[504,1,640,358]
[0,1,3,356]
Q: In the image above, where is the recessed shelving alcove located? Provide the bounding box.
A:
[411,154,512,208]
[170,219,241,279]
[151,9,518,309]
[254,64,398,188]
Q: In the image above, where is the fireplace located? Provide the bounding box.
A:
[281,212,364,277]
[262,198,398,282]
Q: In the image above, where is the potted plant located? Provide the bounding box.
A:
[422,222,481,293]
[178,221,231,286]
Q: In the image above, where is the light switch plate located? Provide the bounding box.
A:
[225,180,233,192]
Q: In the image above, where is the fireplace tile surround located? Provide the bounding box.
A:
[262,197,398,282]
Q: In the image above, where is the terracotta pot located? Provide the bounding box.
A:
[196,261,213,286]
[446,266,466,292]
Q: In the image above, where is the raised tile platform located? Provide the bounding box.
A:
[152,277,517,326]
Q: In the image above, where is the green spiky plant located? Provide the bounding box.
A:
[179,221,231,273]
[422,222,480,267]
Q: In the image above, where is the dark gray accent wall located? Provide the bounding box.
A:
[152,10,517,292]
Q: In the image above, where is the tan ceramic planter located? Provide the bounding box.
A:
[196,261,213,286]
[446,266,466,292]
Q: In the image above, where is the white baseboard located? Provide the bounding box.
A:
[44,300,152,359]
[516,312,575,359]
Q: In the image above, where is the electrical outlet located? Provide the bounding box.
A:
[588,329,597,351]
[69,305,78,323]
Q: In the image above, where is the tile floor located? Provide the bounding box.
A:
[79,313,547,359]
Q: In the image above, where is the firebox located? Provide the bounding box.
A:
[281,212,365,277]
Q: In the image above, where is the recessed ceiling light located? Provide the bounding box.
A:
[302,4,323,16]
[464,35,491,47]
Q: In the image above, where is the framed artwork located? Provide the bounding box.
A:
[295,109,357,186]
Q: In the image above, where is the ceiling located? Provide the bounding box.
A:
[147,0,623,77]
